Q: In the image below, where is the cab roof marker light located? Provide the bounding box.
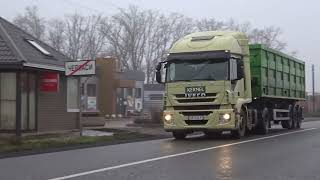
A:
[191,35,215,41]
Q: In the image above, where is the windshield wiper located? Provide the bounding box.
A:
[170,79,192,82]
[191,78,216,81]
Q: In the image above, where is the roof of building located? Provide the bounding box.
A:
[144,84,165,91]
[0,17,72,71]
[120,70,145,81]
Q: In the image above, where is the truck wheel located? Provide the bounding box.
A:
[292,106,299,129]
[172,132,186,140]
[281,105,293,129]
[231,109,246,139]
[256,108,269,134]
[296,107,303,129]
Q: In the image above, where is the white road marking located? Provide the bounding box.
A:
[48,128,317,180]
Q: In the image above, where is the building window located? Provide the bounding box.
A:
[67,77,79,112]
[127,88,133,96]
[149,94,163,100]
[87,84,96,97]
[0,73,16,130]
[135,88,142,98]
[26,39,51,56]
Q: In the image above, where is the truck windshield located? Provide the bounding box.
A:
[166,59,228,82]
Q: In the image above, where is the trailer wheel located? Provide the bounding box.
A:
[256,107,269,134]
[281,105,294,129]
[172,132,186,140]
[231,109,246,139]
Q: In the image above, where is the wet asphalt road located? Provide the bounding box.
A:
[1,120,320,180]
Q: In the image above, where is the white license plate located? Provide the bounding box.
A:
[188,116,204,120]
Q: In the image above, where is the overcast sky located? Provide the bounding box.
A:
[1,0,319,92]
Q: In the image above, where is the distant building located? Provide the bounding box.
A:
[144,84,165,111]
[81,58,145,117]
[0,17,79,135]
[300,93,320,113]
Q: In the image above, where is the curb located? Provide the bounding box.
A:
[0,135,169,159]
[303,118,320,122]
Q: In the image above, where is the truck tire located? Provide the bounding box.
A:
[281,105,294,129]
[256,108,269,134]
[296,106,303,129]
[231,109,246,139]
[292,106,299,129]
[172,132,186,140]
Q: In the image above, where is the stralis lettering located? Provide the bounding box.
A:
[185,93,206,98]
[185,86,206,98]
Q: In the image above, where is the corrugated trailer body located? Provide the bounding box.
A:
[249,44,305,100]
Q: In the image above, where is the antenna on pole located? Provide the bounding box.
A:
[312,64,315,112]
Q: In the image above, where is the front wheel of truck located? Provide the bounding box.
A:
[231,109,246,139]
[172,132,187,140]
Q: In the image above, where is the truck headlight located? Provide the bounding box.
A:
[219,113,231,124]
[223,113,231,120]
[164,114,172,123]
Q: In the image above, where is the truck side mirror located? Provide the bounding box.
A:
[237,60,244,79]
[156,63,163,84]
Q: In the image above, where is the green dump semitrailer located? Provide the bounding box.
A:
[250,44,305,100]
[156,31,305,139]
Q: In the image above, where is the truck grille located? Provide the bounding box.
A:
[185,120,208,125]
[176,98,214,103]
[180,111,211,116]
[175,93,217,98]
[174,93,217,103]
[173,105,219,111]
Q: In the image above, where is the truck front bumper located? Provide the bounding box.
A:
[163,109,238,132]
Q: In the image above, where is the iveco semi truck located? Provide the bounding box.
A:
[156,31,305,139]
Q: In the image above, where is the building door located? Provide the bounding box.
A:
[20,72,36,130]
[0,73,16,130]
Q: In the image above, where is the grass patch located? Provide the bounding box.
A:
[0,130,153,155]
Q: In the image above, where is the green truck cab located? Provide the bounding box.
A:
[156,31,305,139]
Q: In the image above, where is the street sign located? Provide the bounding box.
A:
[40,72,59,92]
[65,60,96,76]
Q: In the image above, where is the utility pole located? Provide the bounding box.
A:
[312,64,315,112]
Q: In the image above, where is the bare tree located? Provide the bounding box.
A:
[223,19,252,34]
[13,5,288,81]
[144,13,168,83]
[144,13,195,83]
[81,15,106,60]
[101,5,151,70]
[196,18,224,31]
[47,19,66,52]
[13,6,46,40]
[249,26,286,50]
[169,13,195,43]
[64,13,88,60]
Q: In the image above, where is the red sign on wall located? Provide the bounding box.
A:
[40,72,60,92]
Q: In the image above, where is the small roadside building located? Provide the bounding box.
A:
[0,17,79,135]
[81,57,145,117]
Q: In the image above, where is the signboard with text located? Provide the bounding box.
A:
[65,60,96,76]
[40,72,59,92]
[87,96,97,111]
